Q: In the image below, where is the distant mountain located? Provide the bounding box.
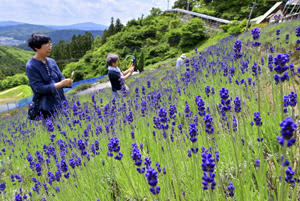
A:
[0,23,104,47]
[0,24,54,41]
[46,22,107,31]
[0,21,24,27]
[15,29,104,51]
[46,29,104,44]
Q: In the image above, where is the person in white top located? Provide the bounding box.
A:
[176,54,186,71]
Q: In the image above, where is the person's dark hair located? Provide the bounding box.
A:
[27,33,51,51]
[106,54,119,66]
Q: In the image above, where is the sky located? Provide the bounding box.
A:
[0,0,177,26]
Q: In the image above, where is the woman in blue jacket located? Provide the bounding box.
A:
[26,33,73,119]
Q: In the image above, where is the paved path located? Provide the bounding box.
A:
[74,72,140,96]
[74,81,111,96]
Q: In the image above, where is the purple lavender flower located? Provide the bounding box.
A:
[46,120,54,132]
[0,182,6,192]
[251,28,261,46]
[233,40,242,59]
[274,53,290,74]
[203,113,214,134]
[145,167,158,187]
[205,86,210,97]
[114,152,123,160]
[296,26,300,37]
[253,112,262,126]
[168,104,177,119]
[252,28,260,40]
[131,143,142,167]
[285,166,297,184]
[277,117,297,147]
[108,137,120,153]
[219,88,231,114]
[268,55,273,71]
[228,182,235,197]
[147,80,151,88]
[255,159,260,168]
[189,123,198,143]
[184,102,191,117]
[288,91,297,107]
[201,148,216,190]
[195,95,206,116]
[234,97,241,113]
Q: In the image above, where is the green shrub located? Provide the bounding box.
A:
[0,73,28,91]
[179,18,206,49]
[220,19,248,35]
[167,29,182,47]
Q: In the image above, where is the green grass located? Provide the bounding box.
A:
[0,85,32,104]
[0,46,33,65]
[145,31,230,70]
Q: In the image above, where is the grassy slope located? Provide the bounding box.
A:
[144,32,230,70]
[0,45,33,68]
[65,31,230,96]
[239,21,300,66]
[0,85,32,104]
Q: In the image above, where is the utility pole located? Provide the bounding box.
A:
[187,0,190,10]
[167,0,170,10]
[245,0,257,32]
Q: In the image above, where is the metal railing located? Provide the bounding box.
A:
[0,75,107,113]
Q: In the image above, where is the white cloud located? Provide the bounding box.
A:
[0,0,175,26]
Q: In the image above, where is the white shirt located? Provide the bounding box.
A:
[176,57,184,70]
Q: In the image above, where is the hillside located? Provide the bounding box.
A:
[0,46,33,80]
[62,10,207,80]
[0,21,24,27]
[174,0,276,21]
[0,24,52,41]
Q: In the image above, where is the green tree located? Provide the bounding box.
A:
[167,29,182,47]
[137,51,145,72]
[115,18,123,33]
[206,0,275,20]
[179,18,205,49]
[173,0,199,10]
[150,8,162,16]
[92,35,102,49]
[101,17,116,44]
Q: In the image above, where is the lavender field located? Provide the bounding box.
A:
[0,20,300,201]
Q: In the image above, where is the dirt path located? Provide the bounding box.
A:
[73,72,140,97]
[74,81,112,96]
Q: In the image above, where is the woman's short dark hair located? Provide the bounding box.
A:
[27,33,51,51]
[106,54,119,66]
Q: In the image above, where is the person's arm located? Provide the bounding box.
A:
[52,60,73,88]
[26,64,57,95]
[122,65,135,76]
[26,64,72,94]
[55,79,72,89]
[121,67,134,81]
